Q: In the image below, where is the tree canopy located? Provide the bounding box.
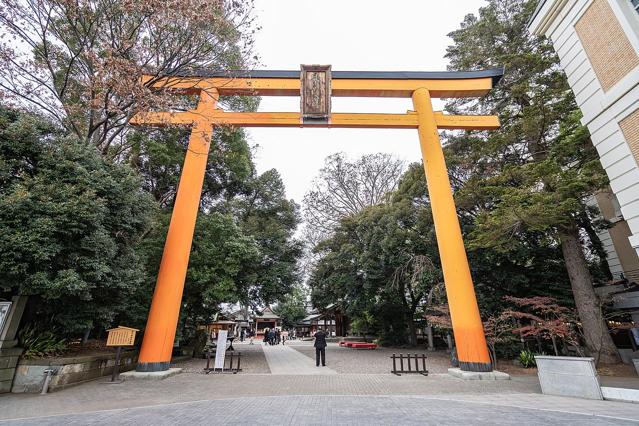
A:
[443,0,617,362]
[0,0,258,153]
[0,106,155,332]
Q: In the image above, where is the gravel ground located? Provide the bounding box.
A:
[289,342,452,374]
[173,342,271,374]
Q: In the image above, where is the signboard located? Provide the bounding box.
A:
[300,64,331,121]
[0,302,11,334]
[106,326,139,347]
[214,329,228,370]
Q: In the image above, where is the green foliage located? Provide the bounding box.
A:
[309,163,442,345]
[232,169,302,305]
[274,284,307,328]
[0,0,257,150]
[0,107,156,333]
[180,212,260,337]
[445,0,607,247]
[518,350,537,368]
[350,312,374,336]
[19,324,67,359]
[128,128,255,208]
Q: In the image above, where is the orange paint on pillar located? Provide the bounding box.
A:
[136,90,218,371]
[412,88,492,371]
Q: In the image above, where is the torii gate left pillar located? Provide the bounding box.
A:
[133,68,501,373]
[136,90,218,371]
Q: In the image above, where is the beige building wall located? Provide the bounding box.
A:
[529,0,639,258]
[575,0,639,92]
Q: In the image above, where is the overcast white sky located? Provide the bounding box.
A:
[249,0,487,203]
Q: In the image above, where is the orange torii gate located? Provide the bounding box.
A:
[132,66,503,373]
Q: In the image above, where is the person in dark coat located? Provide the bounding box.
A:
[313,328,328,366]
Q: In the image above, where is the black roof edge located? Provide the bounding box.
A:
[172,68,505,88]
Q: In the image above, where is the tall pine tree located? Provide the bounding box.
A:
[444,0,619,363]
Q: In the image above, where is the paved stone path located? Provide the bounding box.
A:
[263,344,337,375]
[2,394,639,425]
[3,344,639,424]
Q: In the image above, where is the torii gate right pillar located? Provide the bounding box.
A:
[412,87,492,372]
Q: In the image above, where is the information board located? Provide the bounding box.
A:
[214,329,228,370]
[0,302,11,335]
[106,326,139,347]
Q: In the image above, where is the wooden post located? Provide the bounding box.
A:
[111,346,122,382]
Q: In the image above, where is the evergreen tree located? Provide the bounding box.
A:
[0,107,155,333]
[444,0,618,362]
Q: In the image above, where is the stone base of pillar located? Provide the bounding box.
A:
[120,368,182,381]
[136,361,170,372]
[448,367,510,380]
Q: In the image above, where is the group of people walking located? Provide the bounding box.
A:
[262,328,289,345]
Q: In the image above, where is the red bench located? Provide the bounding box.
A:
[350,343,377,350]
[338,341,378,349]
[339,341,366,347]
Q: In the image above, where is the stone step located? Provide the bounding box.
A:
[601,386,639,403]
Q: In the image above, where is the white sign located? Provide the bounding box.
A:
[0,302,11,334]
[214,330,228,370]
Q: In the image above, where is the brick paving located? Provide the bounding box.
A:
[289,342,451,374]
[173,341,271,374]
[2,342,639,424]
[2,394,639,425]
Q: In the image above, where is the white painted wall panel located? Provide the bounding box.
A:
[621,198,639,222]
[609,167,639,194]
[573,75,600,100]
[557,35,582,66]
[616,182,639,207]
[627,216,639,234]
[598,142,630,168]
[563,50,592,81]
[577,82,603,109]
[605,155,639,180]
[590,119,620,141]
[566,57,593,85]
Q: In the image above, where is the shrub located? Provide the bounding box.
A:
[518,349,537,368]
[18,324,67,359]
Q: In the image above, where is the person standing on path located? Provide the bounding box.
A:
[314,328,327,367]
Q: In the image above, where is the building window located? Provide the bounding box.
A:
[633,0,639,13]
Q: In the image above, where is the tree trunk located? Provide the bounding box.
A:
[559,228,620,364]
[426,325,434,351]
[406,311,417,347]
[551,335,559,356]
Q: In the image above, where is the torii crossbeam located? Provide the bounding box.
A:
[131,67,503,373]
